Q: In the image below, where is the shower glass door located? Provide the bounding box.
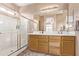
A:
[0,14,17,56]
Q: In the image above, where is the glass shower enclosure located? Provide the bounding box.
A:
[0,14,28,56]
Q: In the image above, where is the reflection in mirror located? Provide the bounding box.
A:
[44,16,55,32]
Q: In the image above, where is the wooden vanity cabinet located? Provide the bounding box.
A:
[28,35,75,56]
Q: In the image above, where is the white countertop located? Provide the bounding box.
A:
[28,31,76,36]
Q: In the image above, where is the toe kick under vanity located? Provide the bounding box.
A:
[28,33,76,56]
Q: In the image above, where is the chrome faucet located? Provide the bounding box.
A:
[58,30,63,34]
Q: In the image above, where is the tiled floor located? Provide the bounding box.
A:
[18,49,50,56]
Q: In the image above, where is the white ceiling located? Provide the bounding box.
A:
[14,3,68,16]
[15,3,32,6]
[19,3,68,16]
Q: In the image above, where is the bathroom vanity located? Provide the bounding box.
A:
[28,33,75,56]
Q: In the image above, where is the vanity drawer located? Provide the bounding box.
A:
[49,36,61,42]
[38,35,48,39]
[39,39,48,42]
[49,42,60,47]
[49,38,61,42]
[49,36,61,39]
[62,36,75,41]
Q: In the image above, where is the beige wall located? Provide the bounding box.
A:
[39,16,45,31]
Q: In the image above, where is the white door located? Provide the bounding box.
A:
[0,15,17,56]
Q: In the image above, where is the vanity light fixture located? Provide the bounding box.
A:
[40,5,59,13]
[40,8,59,13]
[0,7,14,15]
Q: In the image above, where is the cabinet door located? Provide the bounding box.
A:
[28,35,38,51]
[38,35,48,53]
[61,36,75,56]
[49,36,61,55]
